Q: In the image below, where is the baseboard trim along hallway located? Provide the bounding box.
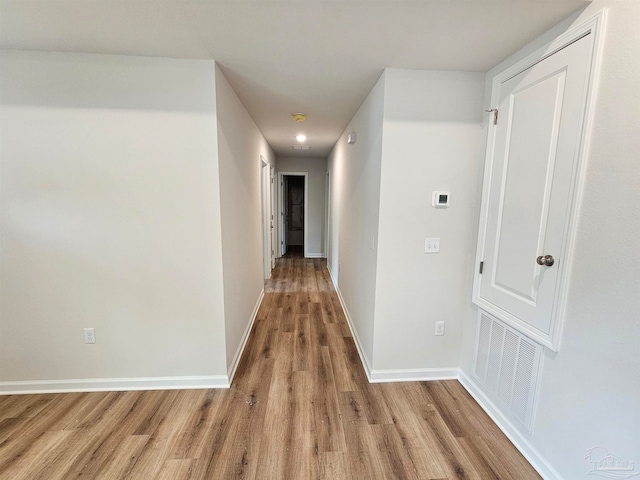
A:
[0,289,268,395]
[370,368,459,383]
[227,289,265,384]
[458,371,562,480]
[327,264,459,385]
[326,263,374,381]
[0,375,230,395]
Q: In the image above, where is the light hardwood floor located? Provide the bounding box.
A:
[0,258,541,479]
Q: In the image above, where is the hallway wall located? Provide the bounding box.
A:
[372,69,484,376]
[276,157,327,258]
[215,65,276,377]
[327,74,386,370]
[328,70,484,378]
[0,52,228,390]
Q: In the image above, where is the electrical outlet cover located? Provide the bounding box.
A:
[84,328,96,344]
[424,238,440,253]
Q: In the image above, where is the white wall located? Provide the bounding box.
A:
[460,3,640,478]
[328,70,485,378]
[327,74,386,369]
[0,51,228,389]
[276,157,327,257]
[373,70,484,374]
[214,65,276,375]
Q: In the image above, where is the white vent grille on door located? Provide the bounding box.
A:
[473,310,542,432]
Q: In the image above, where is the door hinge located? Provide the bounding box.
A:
[479,261,484,274]
[485,108,498,125]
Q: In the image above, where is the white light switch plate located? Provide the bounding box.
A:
[424,238,440,253]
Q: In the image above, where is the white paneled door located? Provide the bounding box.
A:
[475,31,597,349]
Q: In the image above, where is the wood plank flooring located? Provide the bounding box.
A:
[0,258,541,479]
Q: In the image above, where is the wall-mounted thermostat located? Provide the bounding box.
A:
[432,191,451,208]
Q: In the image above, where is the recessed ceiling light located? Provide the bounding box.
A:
[291,145,310,150]
[296,134,307,142]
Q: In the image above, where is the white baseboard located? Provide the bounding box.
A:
[370,368,459,383]
[305,252,325,258]
[1,289,265,396]
[327,265,457,384]
[458,370,562,480]
[326,264,373,381]
[227,288,264,384]
[0,375,229,395]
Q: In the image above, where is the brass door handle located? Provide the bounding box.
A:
[536,255,555,267]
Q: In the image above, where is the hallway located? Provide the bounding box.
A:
[0,258,540,479]
[240,257,540,479]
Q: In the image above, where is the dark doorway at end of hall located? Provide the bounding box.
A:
[282,175,304,258]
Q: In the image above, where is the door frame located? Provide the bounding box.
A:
[472,10,607,350]
[270,164,276,270]
[278,171,309,258]
[325,170,330,260]
[260,155,274,280]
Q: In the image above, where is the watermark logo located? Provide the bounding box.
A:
[585,447,639,479]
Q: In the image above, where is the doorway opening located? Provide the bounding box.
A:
[261,156,275,279]
[279,173,307,258]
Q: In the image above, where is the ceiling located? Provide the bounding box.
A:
[0,1,589,158]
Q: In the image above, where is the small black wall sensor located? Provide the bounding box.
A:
[432,191,451,208]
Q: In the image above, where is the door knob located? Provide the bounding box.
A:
[536,255,555,267]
